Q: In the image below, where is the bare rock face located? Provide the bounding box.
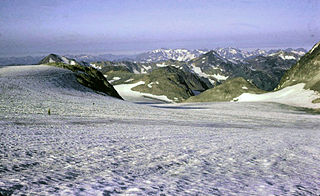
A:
[39,54,123,100]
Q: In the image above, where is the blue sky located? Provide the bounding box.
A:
[0,0,319,56]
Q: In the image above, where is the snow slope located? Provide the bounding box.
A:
[234,83,320,109]
[114,81,172,103]
[0,65,320,195]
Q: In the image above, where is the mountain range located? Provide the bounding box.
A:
[0,47,306,66]
[94,48,302,92]
[190,42,320,109]
[36,44,314,105]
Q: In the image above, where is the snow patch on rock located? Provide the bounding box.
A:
[234,83,320,109]
[114,81,172,103]
[109,77,121,83]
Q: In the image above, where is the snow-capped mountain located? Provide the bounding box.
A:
[135,49,209,62]
[270,48,306,56]
[1,48,306,66]
[95,49,301,91]
[135,48,306,63]
[38,54,90,67]
[39,54,78,65]
[215,47,306,62]
[267,51,300,60]
[215,47,251,62]
[66,54,133,63]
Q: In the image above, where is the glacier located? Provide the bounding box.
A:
[0,65,319,195]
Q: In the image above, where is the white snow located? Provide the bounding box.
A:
[191,64,227,84]
[142,65,152,71]
[191,65,206,78]
[125,78,134,83]
[114,81,172,103]
[291,51,306,56]
[144,49,206,62]
[230,49,237,54]
[242,86,248,90]
[234,83,320,108]
[279,53,296,60]
[125,188,141,193]
[133,69,140,74]
[61,56,70,64]
[109,77,121,83]
[212,74,228,81]
[208,79,216,84]
[156,63,168,67]
[1,65,320,195]
[147,82,154,88]
[70,60,76,65]
[90,63,102,70]
[49,58,55,63]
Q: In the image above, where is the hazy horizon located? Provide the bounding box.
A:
[1,0,319,57]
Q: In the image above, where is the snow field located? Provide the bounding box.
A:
[0,65,320,195]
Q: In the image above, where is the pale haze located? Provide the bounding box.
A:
[0,0,319,56]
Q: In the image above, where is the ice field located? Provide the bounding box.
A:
[0,65,320,195]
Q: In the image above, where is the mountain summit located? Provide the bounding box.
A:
[276,41,320,93]
[39,54,78,65]
[134,49,209,62]
[39,54,123,99]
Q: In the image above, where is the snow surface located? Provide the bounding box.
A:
[49,58,55,63]
[191,64,227,83]
[269,52,296,60]
[242,86,248,90]
[147,82,154,88]
[108,76,121,83]
[291,50,306,56]
[156,63,168,67]
[1,65,320,195]
[61,56,70,64]
[132,69,140,74]
[70,60,76,65]
[90,63,102,70]
[191,65,206,78]
[114,81,172,103]
[212,73,228,81]
[125,78,134,83]
[234,83,320,109]
[279,54,296,60]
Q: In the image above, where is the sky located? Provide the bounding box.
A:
[0,0,319,56]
